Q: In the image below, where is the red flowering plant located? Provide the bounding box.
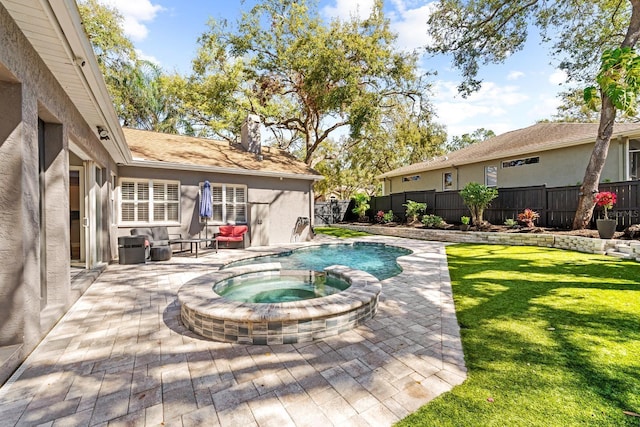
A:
[517,208,540,228]
[594,191,617,220]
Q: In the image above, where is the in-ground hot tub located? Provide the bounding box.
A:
[178,263,381,345]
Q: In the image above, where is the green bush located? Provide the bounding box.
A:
[351,193,370,220]
[403,200,427,222]
[422,214,444,228]
[459,182,498,225]
[504,218,518,228]
[383,210,395,223]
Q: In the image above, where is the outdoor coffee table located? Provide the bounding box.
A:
[170,238,218,258]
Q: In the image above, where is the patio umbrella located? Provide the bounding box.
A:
[200,180,213,238]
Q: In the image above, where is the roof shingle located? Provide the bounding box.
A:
[122,128,321,179]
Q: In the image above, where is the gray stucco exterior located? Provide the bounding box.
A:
[0,2,119,384]
[115,165,315,253]
[0,1,319,386]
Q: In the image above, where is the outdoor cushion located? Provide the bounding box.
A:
[215,225,249,247]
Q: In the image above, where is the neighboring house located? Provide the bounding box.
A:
[117,125,321,251]
[0,1,320,385]
[378,122,640,195]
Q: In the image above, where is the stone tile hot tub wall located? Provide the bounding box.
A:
[178,263,382,345]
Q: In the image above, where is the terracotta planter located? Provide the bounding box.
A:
[596,219,616,239]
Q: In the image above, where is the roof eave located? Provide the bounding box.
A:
[127,159,324,181]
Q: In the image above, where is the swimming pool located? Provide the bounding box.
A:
[225,242,412,280]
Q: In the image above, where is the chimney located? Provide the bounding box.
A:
[241,114,261,155]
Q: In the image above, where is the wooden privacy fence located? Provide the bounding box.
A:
[368,180,640,229]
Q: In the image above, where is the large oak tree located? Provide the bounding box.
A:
[427,0,640,229]
[179,0,438,167]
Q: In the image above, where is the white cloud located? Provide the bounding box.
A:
[135,49,160,65]
[432,80,530,137]
[322,0,375,21]
[548,68,567,85]
[507,71,525,81]
[99,0,164,41]
[389,4,434,51]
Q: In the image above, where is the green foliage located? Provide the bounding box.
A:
[460,216,470,225]
[383,210,395,223]
[459,182,498,225]
[445,128,495,152]
[504,218,518,228]
[403,200,427,222]
[422,214,444,228]
[351,193,370,220]
[78,0,183,133]
[584,47,640,117]
[184,0,437,165]
[398,244,640,426]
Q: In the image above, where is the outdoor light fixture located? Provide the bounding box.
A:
[97,126,110,140]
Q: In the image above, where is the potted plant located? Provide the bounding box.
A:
[594,191,617,239]
[460,216,470,231]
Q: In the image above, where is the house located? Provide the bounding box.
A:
[378,122,640,195]
[0,0,320,385]
[117,125,321,251]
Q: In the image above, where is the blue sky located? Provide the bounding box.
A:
[97,0,569,139]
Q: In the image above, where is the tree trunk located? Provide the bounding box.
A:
[572,0,640,229]
[572,95,616,229]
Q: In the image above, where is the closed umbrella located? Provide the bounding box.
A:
[200,180,213,239]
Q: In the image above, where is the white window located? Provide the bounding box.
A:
[485,166,498,187]
[210,184,247,224]
[119,179,179,224]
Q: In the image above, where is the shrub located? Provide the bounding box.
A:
[517,208,540,228]
[422,214,444,228]
[403,200,427,223]
[459,183,498,225]
[352,193,370,221]
[375,210,385,223]
[383,210,395,223]
[461,216,470,225]
[504,218,518,228]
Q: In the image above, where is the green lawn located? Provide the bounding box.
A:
[398,244,640,427]
[313,226,371,238]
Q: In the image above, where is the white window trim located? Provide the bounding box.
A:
[205,183,248,225]
[118,178,181,226]
[628,139,640,180]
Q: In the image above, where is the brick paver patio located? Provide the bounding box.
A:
[0,236,466,426]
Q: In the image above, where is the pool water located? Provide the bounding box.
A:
[213,270,349,303]
[226,243,411,280]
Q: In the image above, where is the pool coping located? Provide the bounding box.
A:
[178,262,382,345]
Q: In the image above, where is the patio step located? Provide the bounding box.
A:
[606,243,636,259]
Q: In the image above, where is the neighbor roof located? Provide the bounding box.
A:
[378,122,640,179]
[123,128,322,181]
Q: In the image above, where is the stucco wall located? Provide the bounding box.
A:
[0,4,118,384]
[383,138,629,195]
[117,166,314,246]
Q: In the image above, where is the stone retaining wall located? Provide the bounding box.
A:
[337,224,640,261]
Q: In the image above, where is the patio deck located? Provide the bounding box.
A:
[0,235,466,427]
